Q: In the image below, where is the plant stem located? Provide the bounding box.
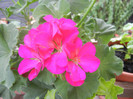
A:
[11,0,16,4]
[76,0,96,27]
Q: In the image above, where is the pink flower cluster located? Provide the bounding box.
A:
[18,15,100,86]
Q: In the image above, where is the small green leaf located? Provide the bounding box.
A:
[125,54,131,59]
[120,33,132,44]
[37,69,56,85]
[96,45,123,80]
[44,89,56,99]
[96,77,124,99]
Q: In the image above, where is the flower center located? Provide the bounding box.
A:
[73,57,80,65]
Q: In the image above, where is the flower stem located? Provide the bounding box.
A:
[12,0,16,4]
[76,0,96,27]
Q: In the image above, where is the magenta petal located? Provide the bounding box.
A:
[18,45,34,58]
[79,42,96,57]
[43,15,54,22]
[64,37,82,59]
[37,22,52,33]
[34,32,54,48]
[45,54,66,74]
[66,62,86,82]
[28,62,42,81]
[38,46,53,60]
[18,59,40,75]
[28,69,39,81]
[59,18,76,30]
[79,55,100,73]
[55,52,68,67]
[65,72,84,87]
[28,28,38,37]
[24,34,31,47]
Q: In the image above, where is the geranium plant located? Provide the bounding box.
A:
[0,0,124,99]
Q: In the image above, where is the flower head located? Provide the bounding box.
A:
[65,38,100,86]
[18,15,100,86]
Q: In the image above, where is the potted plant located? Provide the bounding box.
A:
[109,23,133,83]
[110,33,133,82]
[0,0,124,99]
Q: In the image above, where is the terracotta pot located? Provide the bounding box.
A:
[116,72,133,82]
[99,96,133,99]
[118,98,133,99]
[99,96,105,99]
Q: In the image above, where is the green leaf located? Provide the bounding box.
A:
[86,93,96,99]
[96,77,124,99]
[123,23,133,31]
[67,0,91,14]
[10,70,27,93]
[94,18,116,44]
[0,84,12,99]
[79,17,115,44]
[78,17,96,43]
[4,66,15,89]
[9,0,27,14]
[96,45,123,80]
[33,0,70,20]
[125,54,131,59]
[111,45,124,50]
[37,69,56,85]
[22,79,48,99]
[55,72,99,99]
[18,29,28,44]
[120,33,132,44]
[9,0,37,14]
[0,24,18,88]
[44,89,56,99]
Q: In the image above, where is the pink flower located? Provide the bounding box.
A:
[18,28,53,81]
[33,15,79,74]
[65,38,100,86]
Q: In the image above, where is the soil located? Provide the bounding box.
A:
[115,48,133,73]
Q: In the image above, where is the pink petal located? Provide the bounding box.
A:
[59,18,76,30]
[55,52,68,67]
[43,15,54,22]
[37,46,53,59]
[37,22,52,33]
[45,54,66,74]
[64,37,82,59]
[28,69,38,81]
[62,29,79,44]
[53,34,62,50]
[66,62,86,82]
[79,42,96,57]
[18,45,35,58]
[24,34,31,47]
[51,22,58,37]
[34,32,54,49]
[65,72,84,87]
[28,28,38,37]
[79,55,100,73]
[18,59,40,75]
[28,63,42,81]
